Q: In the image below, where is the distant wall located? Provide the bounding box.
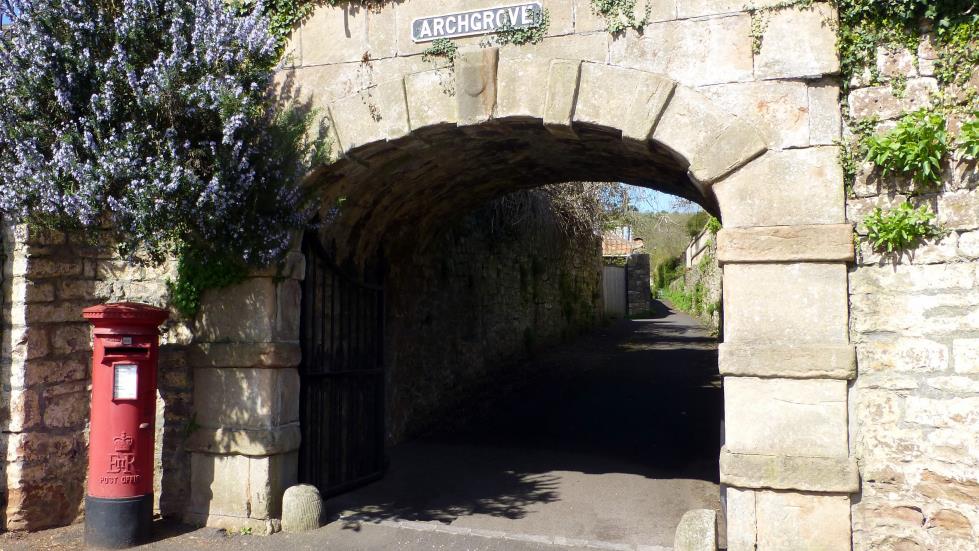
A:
[382,197,603,443]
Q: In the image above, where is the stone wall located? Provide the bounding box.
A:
[665,231,721,333]
[0,225,192,530]
[846,40,979,550]
[383,193,602,443]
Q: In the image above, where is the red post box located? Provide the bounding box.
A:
[83,303,168,549]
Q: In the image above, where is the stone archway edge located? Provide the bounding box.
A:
[323,48,768,187]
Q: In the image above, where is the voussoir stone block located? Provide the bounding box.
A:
[674,509,717,551]
[456,48,498,126]
[723,263,849,345]
[405,69,457,131]
[543,59,582,138]
[495,34,608,120]
[688,117,767,184]
[719,343,856,380]
[725,377,849,458]
[329,78,410,154]
[720,447,860,493]
[281,484,324,533]
[652,86,731,167]
[717,224,855,264]
[573,63,676,148]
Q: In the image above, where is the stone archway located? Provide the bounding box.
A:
[183,3,858,548]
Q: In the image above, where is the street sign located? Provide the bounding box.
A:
[411,2,543,43]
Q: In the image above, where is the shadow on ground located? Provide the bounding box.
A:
[326,300,722,546]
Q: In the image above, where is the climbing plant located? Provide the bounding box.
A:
[496,7,550,46]
[958,116,979,160]
[864,109,949,186]
[862,201,944,253]
[422,38,459,63]
[590,0,651,34]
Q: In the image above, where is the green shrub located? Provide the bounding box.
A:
[864,109,949,187]
[863,201,944,253]
[958,116,979,160]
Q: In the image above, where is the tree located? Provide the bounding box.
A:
[0,0,318,266]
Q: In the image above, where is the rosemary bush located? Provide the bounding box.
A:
[0,0,315,268]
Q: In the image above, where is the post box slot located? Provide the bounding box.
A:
[104,346,149,357]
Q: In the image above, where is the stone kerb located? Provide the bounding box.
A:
[183,250,305,533]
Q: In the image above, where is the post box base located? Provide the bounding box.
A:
[84,494,153,549]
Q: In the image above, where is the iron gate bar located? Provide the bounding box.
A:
[298,232,386,498]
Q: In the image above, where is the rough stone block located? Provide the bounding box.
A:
[725,377,849,458]
[41,383,89,429]
[249,452,299,520]
[719,343,856,380]
[188,342,301,369]
[187,451,297,523]
[194,278,296,343]
[847,78,938,120]
[573,63,675,145]
[699,80,811,150]
[609,16,753,86]
[543,59,582,138]
[299,4,396,66]
[720,447,860,493]
[713,147,845,228]
[723,263,849,345]
[49,323,91,356]
[717,224,855,264]
[725,488,756,551]
[754,3,840,80]
[405,69,457,131]
[953,339,979,374]
[185,425,301,456]
[755,491,851,551]
[456,48,498,127]
[193,367,300,431]
[673,509,716,551]
[938,188,979,230]
[906,396,979,429]
[281,484,323,533]
[857,338,949,373]
[849,263,979,294]
[329,78,410,155]
[808,80,842,145]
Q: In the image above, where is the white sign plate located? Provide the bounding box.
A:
[113,364,138,400]
[411,2,543,43]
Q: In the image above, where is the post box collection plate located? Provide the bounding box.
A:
[112,363,138,401]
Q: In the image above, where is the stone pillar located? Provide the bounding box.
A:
[716,223,858,550]
[183,252,304,534]
[626,253,651,315]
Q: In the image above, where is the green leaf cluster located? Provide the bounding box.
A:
[958,116,979,160]
[167,247,249,317]
[835,0,979,90]
[590,0,650,34]
[863,201,943,253]
[496,7,550,45]
[421,38,458,63]
[864,109,949,186]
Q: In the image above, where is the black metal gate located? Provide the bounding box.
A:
[298,233,386,498]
